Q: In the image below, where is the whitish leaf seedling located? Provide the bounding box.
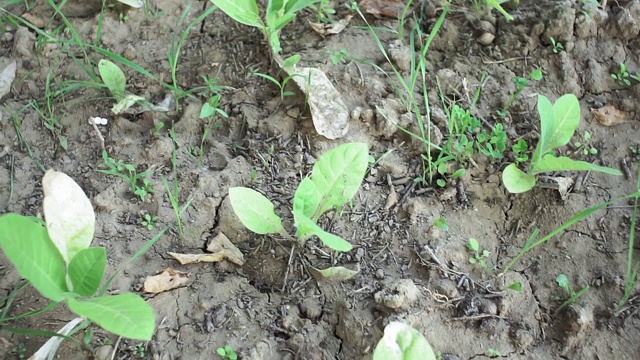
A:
[373,322,437,360]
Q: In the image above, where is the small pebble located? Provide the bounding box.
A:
[375,269,385,279]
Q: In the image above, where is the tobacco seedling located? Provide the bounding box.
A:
[132,343,146,358]
[97,150,155,202]
[229,143,369,252]
[467,238,492,270]
[0,170,155,341]
[487,348,502,358]
[555,273,589,313]
[216,345,238,360]
[550,37,563,54]
[309,0,336,22]
[10,343,26,359]
[141,213,158,231]
[497,67,542,117]
[98,59,145,114]
[502,94,621,193]
[373,322,437,360]
[432,217,449,231]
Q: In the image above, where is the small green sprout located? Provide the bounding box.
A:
[573,131,597,156]
[487,348,502,357]
[512,139,529,164]
[467,238,492,270]
[432,217,449,231]
[132,343,146,358]
[497,67,542,117]
[216,345,238,360]
[555,273,589,313]
[97,150,155,202]
[549,37,563,53]
[141,213,158,231]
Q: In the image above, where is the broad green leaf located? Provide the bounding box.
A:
[98,59,126,101]
[229,187,284,234]
[531,155,622,175]
[308,265,359,281]
[310,143,369,220]
[502,163,536,193]
[0,214,67,302]
[68,248,106,296]
[373,322,437,360]
[67,293,155,340]
[293,177,318,240]
[485,0,513,21]
[535,94,580,162]
[505,282,522,292]
[211,0,264,29]
[293,210,352,251]
[43,170,95,264]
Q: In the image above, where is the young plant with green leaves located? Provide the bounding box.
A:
[98,59,146,115]
[97,150,155,202]
[0,170,155,342]
[216,345,238,360]
[467,238,492,270]
[497,67,542,117]
[611,63,639,87]
[573,131,597,156]
[502,94,621,193]
[555,273,589,313]
[373,322,437,360]
[549,37,563,54]
[229,143,369,252]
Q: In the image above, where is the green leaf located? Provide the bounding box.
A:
[468,238,479,252]
[373,322,437,360]
[66,293,155,340]
[530,67,543,81]
[502,163,536,193]
[42,170,95,264]
[211,0,264,29]
[505,282,522,292]
[199,102,215,118]
[308,265,359,282]
[293,210,352,251]
[285,0,322,14]
[0,214,68,302]
[309,143,369,220]
[98,59,126,101]
[228,187,284,234]
[68,247,106,296]
[531,155,622,175]
[293,177,319,240]
[556,274,569,289]
[535,94,580,162]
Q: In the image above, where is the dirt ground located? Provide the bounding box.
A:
[1,0,640,359]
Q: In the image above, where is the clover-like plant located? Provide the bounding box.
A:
[373,322,437,360]
[0,170,155,341]
[229,143,369,252]
[502,94,621,193]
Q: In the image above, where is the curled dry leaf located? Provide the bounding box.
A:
[143,268,190,294]
[206,232,245,265]
[168,232,245,266]
[384,186,398,210]
[309,15,353,36]
[359,0,410,19]
[590,104,632,126]
[308,264,360,282]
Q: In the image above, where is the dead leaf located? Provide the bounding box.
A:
[21,12,45,28]
[359,0,411,19]
[143,268,190,294]
[206,232,245,266]
[384,186,398,210]
[590,104,632,126]
[308,264,360,282]
[309,15,352,36]
[168,252,226,264]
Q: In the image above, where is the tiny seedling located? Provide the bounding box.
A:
[573,131,597,156]
[141,213,158,231]
[502,94,621,193]
[0,170,155,341]
[555,273,589,313]
[132,342,146,358]
[97,150,155,202]
[467,238,492,270]
[309,0,336,22]
[216,345,238,360]
[198,92,229,167]
[487,348,502,357]
[98,59,146,114]
[329,48,349,65]
[432,217,449,231]
[512,138,529,164]
[229,143,369,253]
[10,343,26,359]
[250,66,303,100]
[372,322,437,360]
[150,122,165,137]
[497,67,542,117]
[550,37,564,54]
[611,63,635,87]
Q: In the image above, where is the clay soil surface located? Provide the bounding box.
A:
[1,0,640,359]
